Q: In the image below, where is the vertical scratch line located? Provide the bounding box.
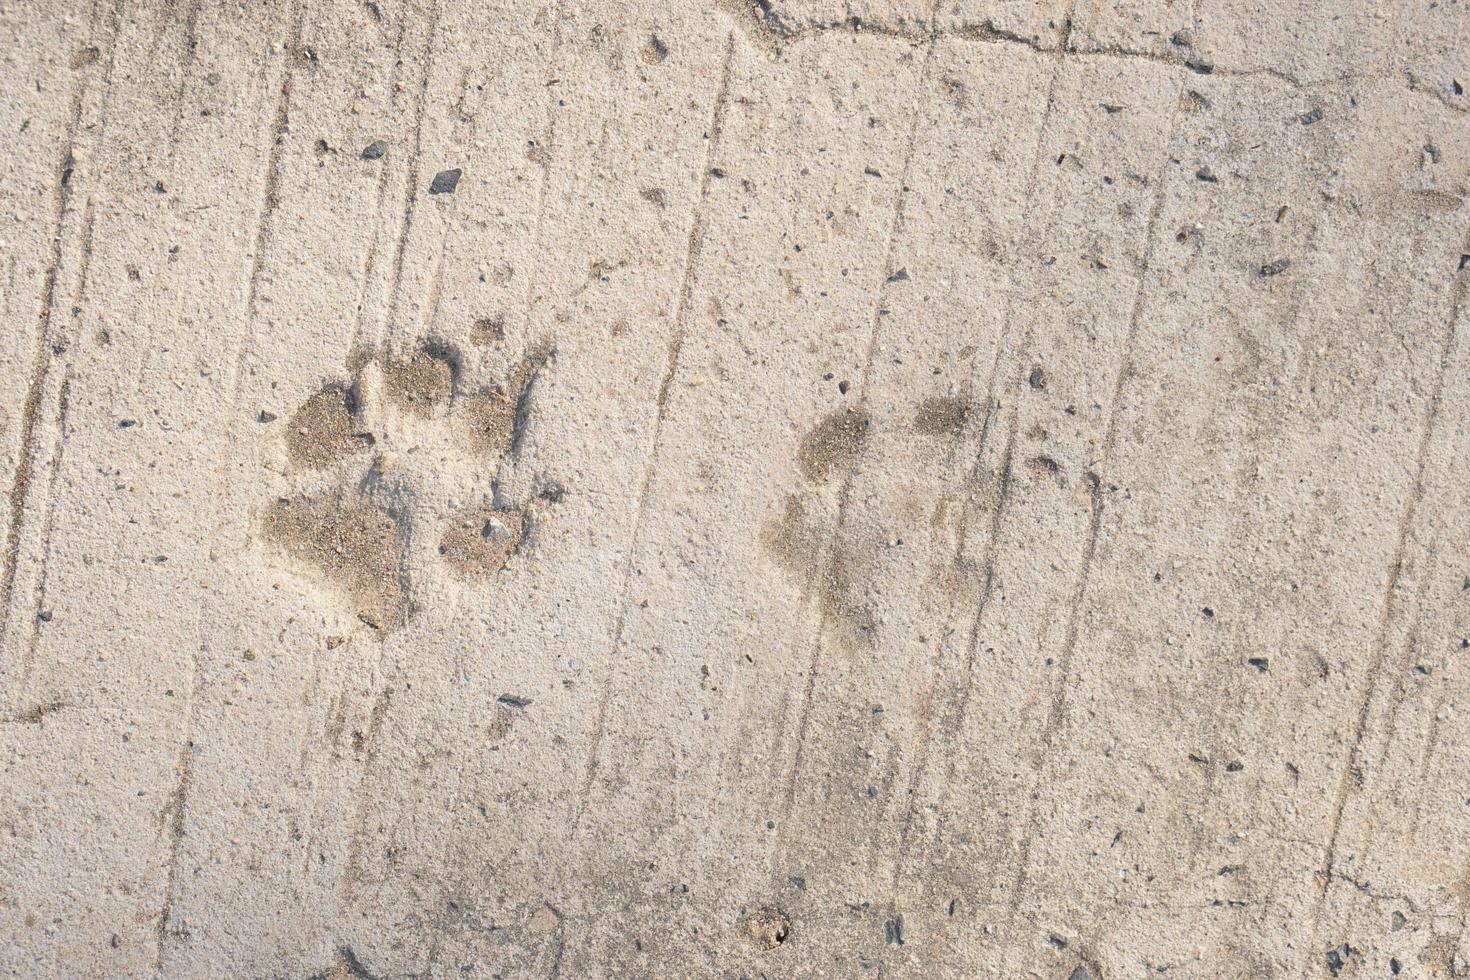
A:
[513,4,566,354]
[890,418,1016,880]
[1,0,124,657]
[15,187,99,688]
[947,0,1076,481]
[887,0,1080,889]
[18,368,77,688]
[342,686,393,900]
[165,0,204,159]
[0,98,85,653]
[376,0,441,356]
[1374,520,1445,772]
[569,34,737,833]
[7,0,131,725]
[1006,64,1184,913]
[154,1,295,965]
[338,11,446,904]
[346,15,411,357]
[229,0,306,398]
[422,233,449,338]
[1310,226,1470,928]
[546,925,567,978]
[770,23,943,872]
[155,650,203,972]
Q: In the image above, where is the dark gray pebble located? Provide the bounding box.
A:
[430,168,462,194]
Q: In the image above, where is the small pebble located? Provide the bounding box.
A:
[361,139,387,160]
[429,169,462,194]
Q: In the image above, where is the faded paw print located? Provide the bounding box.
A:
[757,408,879,652]
[260,338,554,632]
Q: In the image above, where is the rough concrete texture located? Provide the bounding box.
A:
[1,0,1468,976]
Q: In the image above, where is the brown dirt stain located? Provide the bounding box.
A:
[455,391,519,456]
[798,408,870,483]
[381,347,454,417]
[262,493,406,631]
[470,315,505,346]
[286,385,368,469]
[914,396,970,436]
[453,348,549,458]
[438,507,524,577]
[760,494,822,570]
[761,494,875,652]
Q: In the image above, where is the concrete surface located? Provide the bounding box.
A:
[1,0,1468,976]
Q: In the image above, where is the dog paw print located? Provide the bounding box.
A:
[259,338,554,633]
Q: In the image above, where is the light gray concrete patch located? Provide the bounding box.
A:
[1,1,1468,977]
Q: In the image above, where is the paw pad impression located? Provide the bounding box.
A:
[261,339,553,633]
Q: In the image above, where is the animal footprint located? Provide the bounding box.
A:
[260,338,553,632]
